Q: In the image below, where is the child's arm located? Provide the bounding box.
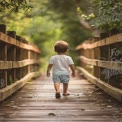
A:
[69,64,75,77]
[46,64,53,77]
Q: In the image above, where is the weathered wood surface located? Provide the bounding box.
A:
[76,33,122,50]
[0,74,122,122]
[0,32,40,53]
[0,59,40,69]
[80,56,122,70]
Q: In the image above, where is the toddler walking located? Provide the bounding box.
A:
[46,40,75,99]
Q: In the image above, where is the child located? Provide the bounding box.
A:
[46,40,75,99]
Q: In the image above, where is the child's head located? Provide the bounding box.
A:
[54,40,69,53]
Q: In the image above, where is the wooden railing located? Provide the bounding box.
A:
[76,33,122,101]
[0,24,40,102]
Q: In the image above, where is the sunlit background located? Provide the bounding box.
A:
[0,0,121,73]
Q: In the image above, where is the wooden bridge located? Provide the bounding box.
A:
[0,24,122,122]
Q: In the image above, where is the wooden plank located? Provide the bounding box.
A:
[0,32,40,53]
[28,50,31,73]
[0,59,40,69]
[0,117,115,121]
[93,45,100,78]
[0,75,122,122]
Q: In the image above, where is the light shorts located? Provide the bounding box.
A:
[52,74,70,83]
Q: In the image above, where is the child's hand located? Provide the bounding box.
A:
[46,72,50,77]
[72,72,75,77]
[46,64,53,77]
[69,65,75,78]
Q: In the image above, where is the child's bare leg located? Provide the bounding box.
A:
[54,82,60,93]
[54,82,61,98]
[63,83,69,94]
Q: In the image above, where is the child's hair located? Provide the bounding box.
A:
[54,40,69,53]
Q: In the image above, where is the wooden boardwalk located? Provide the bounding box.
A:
[0,74,122,122]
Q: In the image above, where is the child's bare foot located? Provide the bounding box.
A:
[55,93,61,99]
[62,92,70,96]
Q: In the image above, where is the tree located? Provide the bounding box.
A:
[89,0,122,31]
[0,0,32,13]
[41,0,91,64]
[0,0,33,34]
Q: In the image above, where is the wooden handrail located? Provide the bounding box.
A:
[80,56,122,70]
[0,59,40,69]
[0,32,40,53]
[76,33,122,50]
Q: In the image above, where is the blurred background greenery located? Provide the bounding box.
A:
[0,0,121,73]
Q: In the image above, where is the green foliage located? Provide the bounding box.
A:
[0,0,92,72]
[91,0,122,31]
[26,0,91,68]
[45,0,92,18]
[42,0,91,65]
[0,11,32,36]
[0,0,121,73]
[0,0,32,13]
[22,15,63,72]
[0,0,32,34]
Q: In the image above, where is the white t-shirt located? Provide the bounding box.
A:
[49,55,74,75]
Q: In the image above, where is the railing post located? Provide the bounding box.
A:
[0,24,7,89]
[16,35,22,80]
[21,38,28,77]
[80,49,85,69]
[100,32,109,82]
[5,44,7,86]
[30,51,33,72]
[0,24,6,33]
[28,42,31,73]
[16,36,28,78]
[7,31,16,84]
[0,44,7,89]
[93,37,100,78]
